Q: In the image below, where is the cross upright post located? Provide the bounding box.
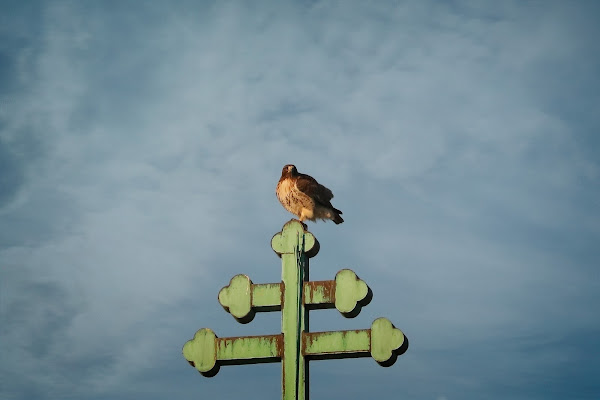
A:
[270,220,317,399]
[183,220,408,400]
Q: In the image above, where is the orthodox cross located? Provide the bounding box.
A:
[183,220,408,399]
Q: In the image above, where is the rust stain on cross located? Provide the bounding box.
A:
[183,219,409,400]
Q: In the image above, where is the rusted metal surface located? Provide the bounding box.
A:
[217,334,283,361]
[183,219,408,399]
[303,329,370,357]
[303,269,372,317]
[272,220,316,400]
[252,282,283,309]
[302,318,407,365]
[218,276,283,323]
[303,280,335,306]
[183,328,283,377]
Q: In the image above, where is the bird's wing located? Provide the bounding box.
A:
[296,174,334,205]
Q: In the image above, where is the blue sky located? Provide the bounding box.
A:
[1,1,599,399]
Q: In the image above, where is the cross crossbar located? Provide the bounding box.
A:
[183,220,408,399]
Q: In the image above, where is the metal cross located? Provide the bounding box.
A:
[183,220,408,399]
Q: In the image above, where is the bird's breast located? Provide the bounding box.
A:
[276,179,294,201]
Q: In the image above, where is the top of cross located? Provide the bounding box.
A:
[271,219,319,258]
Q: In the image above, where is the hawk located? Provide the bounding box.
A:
[276,164,344,224]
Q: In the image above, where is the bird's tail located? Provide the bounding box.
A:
[332,208,344,224]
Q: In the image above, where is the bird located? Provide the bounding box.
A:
[276,164,344,224]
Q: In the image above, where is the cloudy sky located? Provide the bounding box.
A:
[1,1,599,399]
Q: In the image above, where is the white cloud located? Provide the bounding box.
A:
[1,1,598,399]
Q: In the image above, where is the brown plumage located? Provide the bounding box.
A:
[276,164,344,224]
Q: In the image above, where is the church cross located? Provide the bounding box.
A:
[183,220,408,399]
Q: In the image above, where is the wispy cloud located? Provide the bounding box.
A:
[1,1,599,399]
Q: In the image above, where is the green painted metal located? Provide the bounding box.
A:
[218,275,283,322]
[303,280,334,306]
[218,275,252,320]
[334,269,369,314]
[303,318,406,363]
[252,283,283,308]
[271,220,315,399]
[370,317,406,364]
[304,329,370,356]
[217,334,282,361]
[183,328,218,374]
[183,328,282,377]
[183,219,408,399]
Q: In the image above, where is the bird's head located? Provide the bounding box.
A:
[281,164,298,177]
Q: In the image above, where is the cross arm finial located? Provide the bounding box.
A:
[304,269,373,317]
[271,219,319,258]
[218,275,283,323]
[183,328,283,377]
